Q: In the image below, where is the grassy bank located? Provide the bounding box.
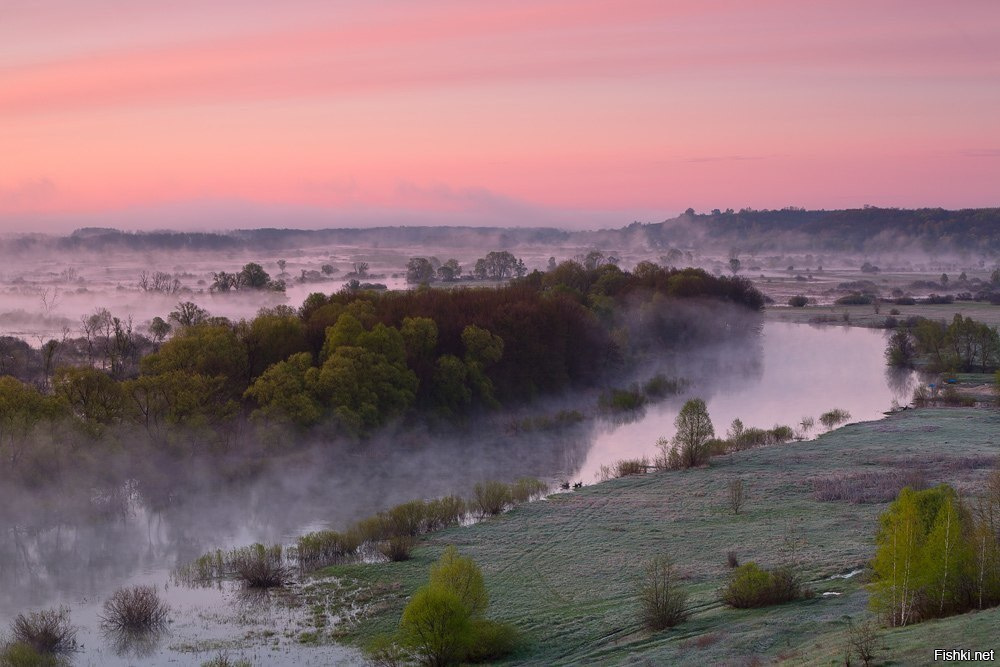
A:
[302,408,1000,665]
[765,302,1000,328]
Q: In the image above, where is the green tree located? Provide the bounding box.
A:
[141,324,249,397]
[399,585,473,667]
[0,377,62,465]
[52,366,125,431]
[667,398,714,469]
[429,546,489,617]
[244,352,323,427]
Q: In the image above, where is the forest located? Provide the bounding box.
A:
[0,262,763,499]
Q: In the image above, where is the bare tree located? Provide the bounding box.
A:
[728,478,746,515]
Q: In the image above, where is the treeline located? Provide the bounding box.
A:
[0,226,572,255]
[646,206,1000,254]
[0,262,762,490]
[886,314,1000,372]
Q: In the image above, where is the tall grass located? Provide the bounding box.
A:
[597,458,649,481]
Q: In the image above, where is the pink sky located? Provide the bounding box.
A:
[2,0,999,231]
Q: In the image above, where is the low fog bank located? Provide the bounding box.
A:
[0,298,766,618]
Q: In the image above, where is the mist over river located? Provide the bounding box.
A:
[0,322,914,665]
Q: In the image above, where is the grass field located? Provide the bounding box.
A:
[303,408,1000,665]
[765,302,1000,328]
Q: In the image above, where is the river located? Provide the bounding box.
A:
[0,321,915,665]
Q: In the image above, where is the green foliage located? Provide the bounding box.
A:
[140,324,249,397]
[598,387,646,412]
[910,315,1000,372]
[399,585,473,666]
[0,642,61,667]
[0,377,64,466]
[430,546,489,618]
[639,554,689,630]
[721,563,804,608]
[472,481,512,517]
[869,483,1000,626]
[465,619,519,662]
[244,352,323,427]
[885,328,916,367]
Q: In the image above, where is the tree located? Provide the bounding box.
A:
[638,554,689,630]
[429,547,488,617]
[321,264,336,275]
[407,257,436,284]
[885,328,916,367]
[169,302,209,327]
[0,376,61,465]
[399,585,473,667]
[244,352,323,427]
[353,262,370,278]
[53,366,125,430]
[277,259,287,274]
[666,399,714,469]
[473,251,522,281]
[729,257,742,275]
[148,316,172,343]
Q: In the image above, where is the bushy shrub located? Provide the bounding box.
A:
[0,642,61,667]
[835,293,874,305]
[296,530,359,570]
[423,496,467,532]
[819,408,851,428]
[9,608,77,655]
[599,387,646,411]
[384,501,428,537]
[642,374,685,398]
[639,555,689,630]
[473,481,512,517]
[787,295,808,307]
[722,563,804,608]
[598,458,649,481]
[228,544,287,588]
[509,478,548,503]
[100,585,169,632]
[466,619,519,662]
[379,536,417,562]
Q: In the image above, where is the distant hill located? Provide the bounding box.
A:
[1,207,997,256]
[642,206,1000,255]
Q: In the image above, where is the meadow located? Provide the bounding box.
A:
[305,407,1000,665]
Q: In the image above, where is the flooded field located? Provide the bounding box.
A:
[0,320,916,665]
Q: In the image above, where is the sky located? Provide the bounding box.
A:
[2,0,999,232]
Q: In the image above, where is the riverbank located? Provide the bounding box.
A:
[306,407,1000,665]
[765,301,1000,328]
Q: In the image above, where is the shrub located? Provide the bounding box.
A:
[228,544,287,588]
[423,496,467,532]
[847,617,882,667]
[399,585,473,666]
[787,295,808,307]
[363,634,411,667]
[639,555,689,630]
[9,608,77,655]
[379,536,417,562]
[429,546,489,617]
[642,374,685,398]
[466,619,519,662]
[509,478,548,503]
[0,642,60,667]
[819,408,851,428]
[473,481,512,517]
[599,387,646,411]
[835,293,874,305]
[200,654,252,667]
[384,501,428,537]
[100,585,169,632]
[728,478,745,515]
[812,470,927,503]
[722,563,803,608]
[296,530,359,570]
[727,550,739,568]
